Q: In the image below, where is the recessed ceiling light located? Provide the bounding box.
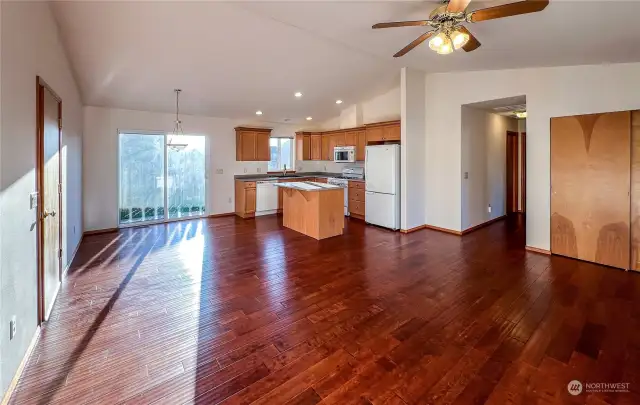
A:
[255,110,263,115]
[335,100,343,104]
[294,92,303,98]
[306,116,313,121]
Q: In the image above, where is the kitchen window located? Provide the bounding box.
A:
[268,137,293,171]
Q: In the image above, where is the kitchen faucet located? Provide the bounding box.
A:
[282,164,287,177]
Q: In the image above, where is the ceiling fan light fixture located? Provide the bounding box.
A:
[428,31,446,51]
[436,37,454,55]
[451,29,470,50]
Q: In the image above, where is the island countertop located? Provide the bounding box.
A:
[274,181,342,191]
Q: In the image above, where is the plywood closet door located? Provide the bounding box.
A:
[630,111,640,271]
[551,111,630,269]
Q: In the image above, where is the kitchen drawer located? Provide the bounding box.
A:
[349,189,366,202]
[314,177,328,183]
[244,181,256,188]
[348,181,365,190]
[349,200,365,215]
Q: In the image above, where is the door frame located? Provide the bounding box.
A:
[506,131,519,214]
[520,132,526,212]
[36,76,63,324]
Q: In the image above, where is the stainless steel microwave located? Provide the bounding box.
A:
[334,146,356,163]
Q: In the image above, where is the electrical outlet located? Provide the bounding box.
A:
[324,165,327,171]
[10,316,16,340]
[488,205,492,213]
[244,168,247,173]
[228,197,232,204]
[73,226,76,235]
[257,168,261,173]
[216,169,223,174]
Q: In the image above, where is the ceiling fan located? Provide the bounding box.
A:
[373,0,549,57]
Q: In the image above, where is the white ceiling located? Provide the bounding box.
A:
[51,1,640,123]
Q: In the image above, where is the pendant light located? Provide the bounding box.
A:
[167,89,188,151]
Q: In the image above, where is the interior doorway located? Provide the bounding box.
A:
[36,77,63,323]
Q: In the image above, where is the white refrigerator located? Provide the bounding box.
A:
[365,144,400,230]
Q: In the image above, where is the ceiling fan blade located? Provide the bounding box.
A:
[447,0,473,13]
[393,31,434,58]
[372,20,431,29]
[458,26,481,52]
[470,0,549,22]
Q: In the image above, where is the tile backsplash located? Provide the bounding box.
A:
[296,160,364,173]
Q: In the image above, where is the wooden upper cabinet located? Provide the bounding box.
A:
[365,120,400,143]
[366,126,384,142]
[235,127,272,161]
[255,132,270,161]
[296,132,311,161]
[344,131,357,147]
[384,123,401,141]
[310,134,322,160]
[356,131,366,161]
[332,132,346,147]
[322,135,331,161]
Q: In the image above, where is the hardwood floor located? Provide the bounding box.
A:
[10,214,640,404]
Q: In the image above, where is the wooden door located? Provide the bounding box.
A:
[631,112,640,270]
[322,135,330,160]
[506,131,518,214]
[241,131,257,161]
[311,135,321,160]
[344,131,356,147]
[255,132,270,161]
[37,79,62,322]
[245,188,256,213]
[521,133,526,212]
[356,131,366,161]
[551,111,631,269]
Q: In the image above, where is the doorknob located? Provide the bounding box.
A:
[43,209,56,218]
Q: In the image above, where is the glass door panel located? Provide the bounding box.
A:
[119,133,165,225]
[167,135,206,219]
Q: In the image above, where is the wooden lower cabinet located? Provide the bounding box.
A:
[235,180,256,218]
[348,180,365,220]
[314,177,328,183]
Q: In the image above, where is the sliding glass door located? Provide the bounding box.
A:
[119,132,206,226]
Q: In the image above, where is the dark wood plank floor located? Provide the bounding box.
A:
[10,215,640,404]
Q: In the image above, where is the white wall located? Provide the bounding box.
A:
[322,85,400,131]
[401,68,426,230]
[0,1,83,397]
[83,106,301,232]
[461,107,517,230]
[424,62,640,249]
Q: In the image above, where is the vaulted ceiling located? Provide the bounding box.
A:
[51,1,640,124]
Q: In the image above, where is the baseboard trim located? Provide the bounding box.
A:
[526,246,551,255]
[83,227,118,237]
[1,326,41,405]
[209,212,235,218]
[62,235,83,279]
[400,225,426,234]
[423,224,463,236]
[461,215,507,235]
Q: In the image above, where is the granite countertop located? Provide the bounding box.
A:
[234,172,365,182]
[234,172,341,182]
[274,181,343,191]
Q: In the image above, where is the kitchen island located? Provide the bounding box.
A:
[275,182,344,240]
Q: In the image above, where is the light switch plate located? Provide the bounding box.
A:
[30,192,38,210]
[215,169,223,174]
[464,172,469,179]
